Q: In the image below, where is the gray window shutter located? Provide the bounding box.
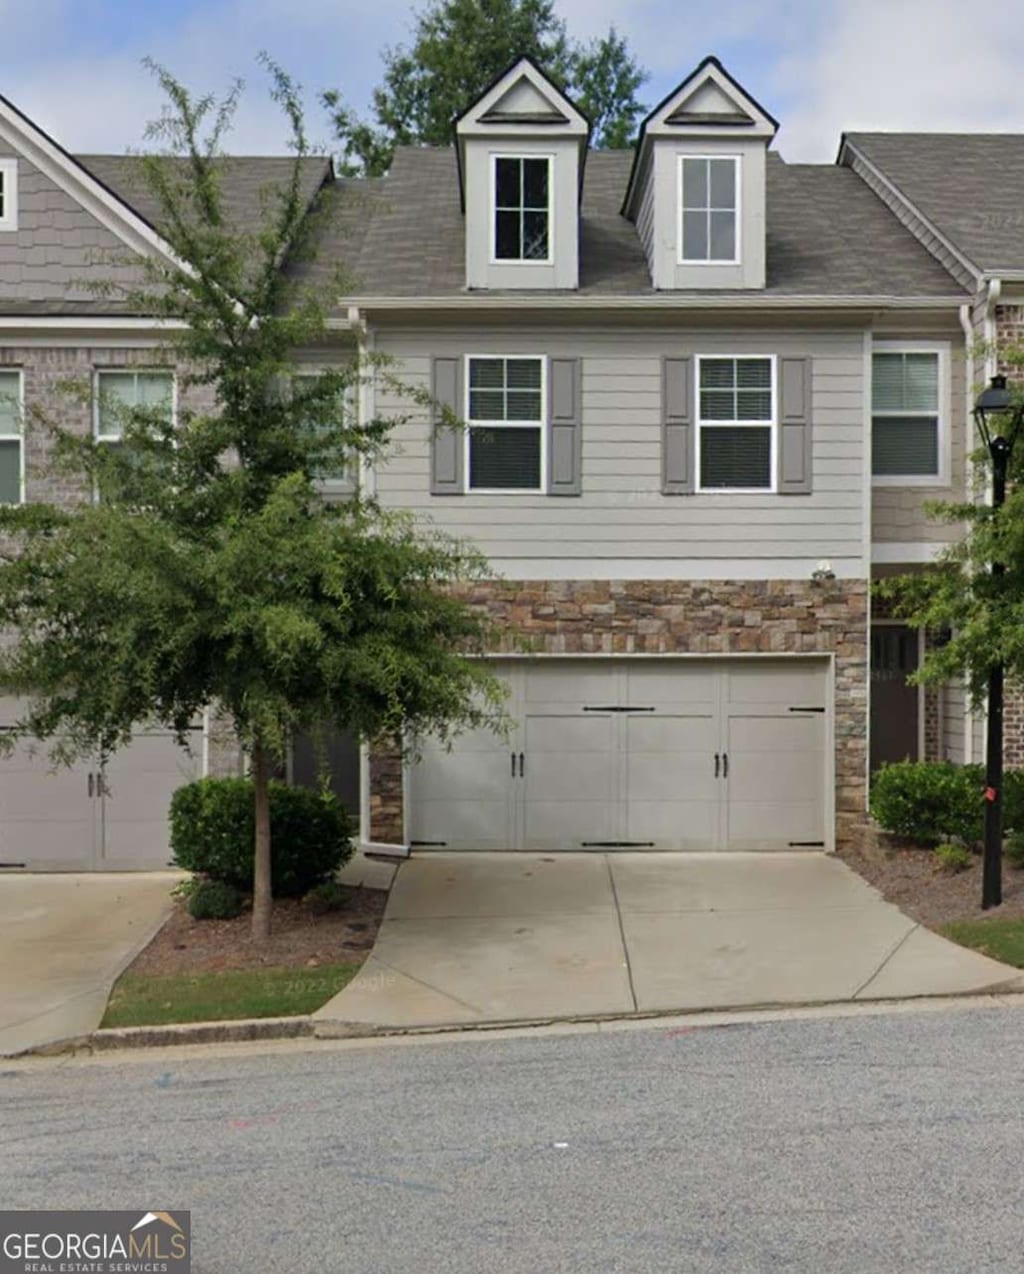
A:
[662,356,694,494]
[430,356,464,495]
[547,357,582,495]
[778,356,813,494]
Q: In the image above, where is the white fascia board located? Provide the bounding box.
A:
[346,293,967,312]
[0,316,187,330]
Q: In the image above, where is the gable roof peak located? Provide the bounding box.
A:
[454,55,589,137]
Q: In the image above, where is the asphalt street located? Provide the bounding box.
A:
[2,1006,1024,1273]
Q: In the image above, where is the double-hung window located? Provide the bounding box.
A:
[493,156,550,262]
[697,356,774,490]
[680,156,738,263]
[293,372,354,490]
[872,349,943,482]
[0,371,23,503]
[0,159,17,233]
[95,370,174,447]
[466,356,544,491]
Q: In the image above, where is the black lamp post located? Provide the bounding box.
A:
[972,374,1024,909]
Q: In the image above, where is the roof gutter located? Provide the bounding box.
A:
[339,293,968,313]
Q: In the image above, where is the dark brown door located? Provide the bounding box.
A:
[870,625,920,771]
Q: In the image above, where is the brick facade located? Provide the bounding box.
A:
[995,306,1024,767]
[370,577,869,850]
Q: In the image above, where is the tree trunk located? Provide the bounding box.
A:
[251,739,273,942]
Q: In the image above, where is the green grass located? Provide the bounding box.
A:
[101,962,360,1028]
[941,918,1024,968]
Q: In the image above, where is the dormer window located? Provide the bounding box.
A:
[0,159,18,233]
[493,156,551,263]
[680,156,738,264]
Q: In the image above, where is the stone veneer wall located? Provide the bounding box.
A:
[370,578,869,850]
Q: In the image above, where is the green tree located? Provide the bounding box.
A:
[0,59,504,941]
[324,0,647,176]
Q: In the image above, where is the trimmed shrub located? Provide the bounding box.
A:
[170,778,353,897]
[869,761,985,846]
[187,879,244,920]
[933,842,973,874]
[1002,770,1024,834]
[1005,831,1024,870]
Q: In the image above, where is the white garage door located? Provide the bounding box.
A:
[409,658,828,852]
[0,708,201,871]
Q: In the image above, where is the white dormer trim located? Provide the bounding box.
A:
[457,57,585,290]
[456,57,589,137]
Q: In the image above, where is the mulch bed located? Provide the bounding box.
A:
[125,886,387,977]
[839,838,1024,929]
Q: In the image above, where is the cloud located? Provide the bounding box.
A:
[775,0,1024,161]
[4,0,1024,166]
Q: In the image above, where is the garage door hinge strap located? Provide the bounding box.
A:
[788,706,825,713]
[582,706,656,713]
[409,841,448,847]
[788,841,825,847]
[581,841,656,848]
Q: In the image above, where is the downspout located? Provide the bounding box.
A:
[350,306,409,859]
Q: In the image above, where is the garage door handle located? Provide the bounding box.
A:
[722,753,728,779]
[518,752,525,778]
[511,751,516,778]
[714,753,720,778]
[87,772,93,798]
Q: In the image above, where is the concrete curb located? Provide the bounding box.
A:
[24,982,1024,1058]
[23,1015,314,1056]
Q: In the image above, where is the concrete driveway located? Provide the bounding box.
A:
[0,873,178,1056]
[315,852,1024,1032]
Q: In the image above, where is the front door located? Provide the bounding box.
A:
[870,625,920,771]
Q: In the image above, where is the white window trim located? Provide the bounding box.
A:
[93,368,178,442]
[0,369,25,504]
[677,154,741,267]
[0,159,18,233]
[870,340,950,488]
[488,153,554,267]
[694,353,777,494]
[464,353,547,494]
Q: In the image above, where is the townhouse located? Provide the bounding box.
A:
[0,55,1008,867]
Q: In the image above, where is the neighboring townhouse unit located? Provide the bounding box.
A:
[0,54,1007,869]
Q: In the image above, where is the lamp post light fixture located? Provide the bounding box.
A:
[972,373,1024,909]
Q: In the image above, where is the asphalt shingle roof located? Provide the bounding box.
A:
[845,133,1024,274]
[313,146,965,302]
[78,154,332,241]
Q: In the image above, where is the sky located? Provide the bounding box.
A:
[2,0,1024,162]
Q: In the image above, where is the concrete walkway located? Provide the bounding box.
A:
[315,852,1024,1032]
[0,873,178,1055]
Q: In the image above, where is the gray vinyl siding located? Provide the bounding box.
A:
[0,141,147,302]
[843,148,977,291]
[372,325,868,576]
[636,151,655,276]
[870,322,967,544]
